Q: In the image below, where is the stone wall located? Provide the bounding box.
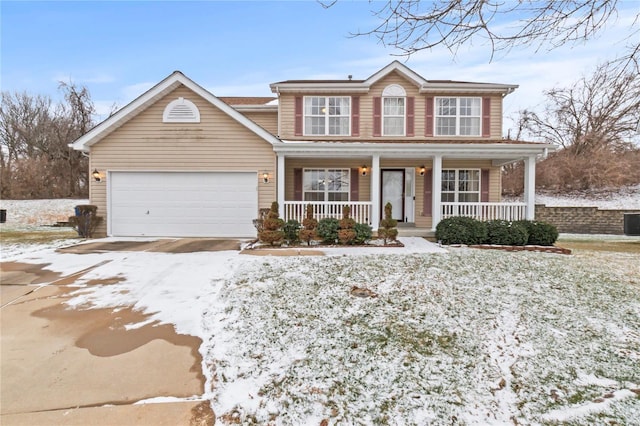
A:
[535,205,640,235]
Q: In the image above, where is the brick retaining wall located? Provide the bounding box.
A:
[535,205,640,235]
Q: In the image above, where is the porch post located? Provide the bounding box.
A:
[370,153,381,228]
[432,154,442,230]
[524,155,536,220]
[277,154,286,218]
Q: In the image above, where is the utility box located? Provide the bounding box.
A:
[624,213,640,236]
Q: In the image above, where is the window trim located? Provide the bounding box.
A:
[382,96,406,136]
[302,168,350,202]
[303,96,351,136]
[441,168,481,202]
[434,96,482,136]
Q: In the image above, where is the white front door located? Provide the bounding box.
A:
[381,169,404,221]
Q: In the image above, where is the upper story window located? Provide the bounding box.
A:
[163,97,200,123]
[435,97,481,136]
[303,168,350,201]
[382,84,406,136]
[304,97,350,136]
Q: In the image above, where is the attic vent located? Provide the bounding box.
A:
[162,97,200,123]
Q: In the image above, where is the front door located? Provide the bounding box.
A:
[381,169,404,221]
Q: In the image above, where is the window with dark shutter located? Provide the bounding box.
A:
[351,96,360,136]
[294,97,303,136]
[425,97,434,137]
[350,169,359,201]
[294,168,303,200]
[482,97,491,137]
[481,169,490,202]
[406,97,415,137]
[373,97,381,137]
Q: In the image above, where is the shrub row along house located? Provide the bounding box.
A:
[71,61,553,238]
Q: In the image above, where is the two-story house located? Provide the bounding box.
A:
[71,61,551,238]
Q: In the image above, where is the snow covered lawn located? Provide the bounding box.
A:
[7,241,639,425]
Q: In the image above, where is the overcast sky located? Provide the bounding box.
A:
[2,1,638,135]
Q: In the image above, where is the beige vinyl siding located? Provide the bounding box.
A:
[89,85,275,236]
[241,111,278,135]
[277,73,505,141]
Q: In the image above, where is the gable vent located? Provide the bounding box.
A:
[162,97,200,123]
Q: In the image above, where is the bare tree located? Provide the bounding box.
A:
[517,60,640,153]
[0,82,95,199]
[322,0,639,66]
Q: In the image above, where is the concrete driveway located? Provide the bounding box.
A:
[0,238,241,426]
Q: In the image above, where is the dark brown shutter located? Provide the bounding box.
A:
[425,97,434,137]
[482,97,491,137]
[350,168,359,201]
[373,97,382,137]
[294,96,303,136]
[406,97,415,136]
[423,169,433,216]
[294,168,303,201]
[351,96,360,136]
[481,169,490,202]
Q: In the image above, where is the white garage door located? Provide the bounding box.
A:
[109,172,257,237]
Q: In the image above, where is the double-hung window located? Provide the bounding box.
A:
[441,169,480,202]
[303,169,350,201]
[383,97,405,136]
[304,97,350,136]
[435,97,481,136]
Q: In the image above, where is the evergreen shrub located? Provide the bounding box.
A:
[317,218,340,244]
[485,220,529,246]
[435,216,487,245]
[515,220,559,246]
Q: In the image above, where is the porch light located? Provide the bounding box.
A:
[361,165,368,176]
[92,169,102,182]
[262,171,270,184]
[419,166,426,176]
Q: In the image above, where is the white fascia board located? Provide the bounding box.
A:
[232,105,279,112]
[71,72,281,152]
[420,83,519,95]
[269,83,369,93]
[274,141,554,158]
[70,74,183,152]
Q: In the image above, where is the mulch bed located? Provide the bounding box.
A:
[466,244,572,255]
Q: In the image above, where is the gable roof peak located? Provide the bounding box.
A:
[70,70,280,151]
[365,61,428,87]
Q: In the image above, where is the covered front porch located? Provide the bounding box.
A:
[274,142,546,231]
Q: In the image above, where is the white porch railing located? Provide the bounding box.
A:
[284,201,372,224]
[441,202,527,221]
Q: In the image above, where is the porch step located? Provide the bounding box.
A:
[396,227,436,240]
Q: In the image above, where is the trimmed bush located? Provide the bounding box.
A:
[283,220,301,245]
[300,205,318,245]
[354,222,373,244]
[259,201,285,246]
[516,220,559,246]
[338,206,357,245]
[485,220,529,246]
[317,218,340,244]
[378,202,399,244]
[435,216,487,245]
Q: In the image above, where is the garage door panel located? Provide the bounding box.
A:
[110,172,257,237]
